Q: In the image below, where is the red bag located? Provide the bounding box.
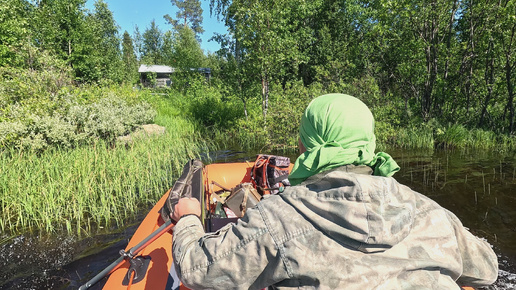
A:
[251,154,291,195]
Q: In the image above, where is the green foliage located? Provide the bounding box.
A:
[0,0,31,67]
[0,121,27,147]
[19,114,85,151]
[165,0,204,40]
[146,71,158,87]
[377,123,435,150]
[207,0,516,135]
[376,121,516,152]
[266,81,323,149]
[0,85,156,151]
[0,52,73,122]
[141,20,164,64]
[122,31,139,84]
[171,26,205,69]
[435,124,469,149]
[435,124,510,150]
[466,128,499,150]
[162,31,175,68]
[221,118,269,150]
[69,97,156,142]
[186,77,243,128]
[213,34,260,119]
[87,0,123,83]
[10,0,127,84]
[0,118,208,235]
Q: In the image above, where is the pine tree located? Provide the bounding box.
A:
[164,0,204,41]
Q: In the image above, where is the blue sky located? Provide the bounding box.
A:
[85,0,228,53]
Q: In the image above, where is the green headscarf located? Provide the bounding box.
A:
[289,94,400,185]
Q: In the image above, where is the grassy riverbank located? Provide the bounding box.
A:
[213,114,516,156]
[204,81,516,153]
[0,87,210,235]
[377,123,516,151]
[2,81,516,236]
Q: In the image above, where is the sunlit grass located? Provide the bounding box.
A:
[377,125,434,149]
[0,114,210,235]
[375,123,516,151]
[3,83,516,236]
[435,124,515,151]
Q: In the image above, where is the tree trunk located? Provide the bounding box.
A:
[261,70,269,121]
[506,56,514,133]
[422,42,437,121]
[420,2,440,121]
[505,25,515,133]
[436,0,459,117]
[465,5,477,116]
[243,98,248,121]
[479,40,495,128]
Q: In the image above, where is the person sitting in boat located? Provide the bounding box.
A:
[170,93,498,289]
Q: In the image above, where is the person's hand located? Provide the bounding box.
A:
[171,197,201,222]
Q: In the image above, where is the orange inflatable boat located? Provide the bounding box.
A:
[100,162,257,290]
[80,161,475,290]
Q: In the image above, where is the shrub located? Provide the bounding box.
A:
[79,97,156,142]
[0,121,26,147]
[435,124,469,149]
[27,114,86,149]
[0,52,72,116]
[266,81,323,150]
[0,96,156,151]
[219,118,269,151]
[187,79,243,129]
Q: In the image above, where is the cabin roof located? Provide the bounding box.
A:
[138,65,174,73]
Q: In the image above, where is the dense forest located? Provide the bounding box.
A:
[1,0,516,152]
[1,0,516,233]
[209,0,516,133]
[1,0,515,131]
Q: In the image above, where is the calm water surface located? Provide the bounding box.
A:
[389,148,516,288]
[1,149,515,289]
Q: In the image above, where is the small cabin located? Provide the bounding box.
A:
[139,65,212,88]
[138,65,174,87]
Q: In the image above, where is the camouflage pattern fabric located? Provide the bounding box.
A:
[172,165,498,289]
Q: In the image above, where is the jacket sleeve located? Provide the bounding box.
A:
[444,210,498,287]
[172,206,289,290]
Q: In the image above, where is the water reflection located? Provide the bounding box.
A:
[389,148,516,289]
[2,148,516,289]
[0,219,141,289]
[389,149,516,259]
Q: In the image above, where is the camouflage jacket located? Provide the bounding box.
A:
[172,165,498,289]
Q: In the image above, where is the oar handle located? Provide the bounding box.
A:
[130,219,174,256]
[78,256,124,290]
[79,219,174,290]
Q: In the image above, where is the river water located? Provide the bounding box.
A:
[1,148,516,289]
[388,148,516,288]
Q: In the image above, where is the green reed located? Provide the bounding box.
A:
[0,114,210,235]
[377,123,516,151]
[378,126,435,149]
[435,125,516,151]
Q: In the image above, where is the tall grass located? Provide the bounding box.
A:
[0,114,209,235]
[387,126,435,149]
[434,124,516,151]
[5,81,516,236]
[377,122,516,151]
